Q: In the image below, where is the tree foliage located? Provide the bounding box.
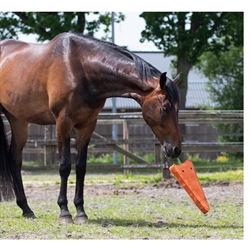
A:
[140,12,243,65]
[0,12,125,41]
[139,12,243,109]
[196,46,243,160]
[198,46,243,110]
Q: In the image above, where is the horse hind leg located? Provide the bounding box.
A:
[6,117,35,218]
[56,116,74,224]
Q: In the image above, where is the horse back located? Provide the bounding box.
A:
[0,38,29,50]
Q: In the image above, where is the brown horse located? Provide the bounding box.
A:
[0,32,182,223]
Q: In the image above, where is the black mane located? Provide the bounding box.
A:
[71,32,162,82]
[166,78,179,107]
[68,33,178,106]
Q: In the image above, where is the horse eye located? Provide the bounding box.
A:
[162,106,169,112]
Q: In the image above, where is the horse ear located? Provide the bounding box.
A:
[173,72,182,85]
[160,72,167,89]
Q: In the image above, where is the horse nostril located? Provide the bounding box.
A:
[173,147,181,156]
[164,144,181,158]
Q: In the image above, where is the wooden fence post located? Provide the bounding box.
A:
[162,152,171,180]
[44,125,56,166]
[155,142,170,180]
[154,143,161,165]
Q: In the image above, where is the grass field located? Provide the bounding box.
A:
[0,191,244,239]
[21,168,244,186]
[0,168,244,242]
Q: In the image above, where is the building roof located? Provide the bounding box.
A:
[185,81,217,109]
[103,81,217,110]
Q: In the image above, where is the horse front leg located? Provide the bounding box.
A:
[56,117,73,224]
[74,120,97,224]
[74,143,89,224]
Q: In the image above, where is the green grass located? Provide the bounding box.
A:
[87,152,155,164]
[21,168,243,187]
[198,170,243,183]
[5,150,244,241]
[1,166,244,240]
[0,187,243,240]
[22,152,243,179]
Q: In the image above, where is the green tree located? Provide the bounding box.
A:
[196,46,243,160]
[139,12,243,110]
[198,46,243,110]
[0,12,125,41]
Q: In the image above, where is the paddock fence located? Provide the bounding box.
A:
[2,110,243,179]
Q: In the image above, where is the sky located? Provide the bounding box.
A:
[17,12,159,51]
[97,12,159,51]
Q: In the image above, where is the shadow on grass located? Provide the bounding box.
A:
[88,217,243,230]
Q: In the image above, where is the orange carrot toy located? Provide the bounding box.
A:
[169,158,210,214]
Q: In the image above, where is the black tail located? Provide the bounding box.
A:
[0,113,15,201]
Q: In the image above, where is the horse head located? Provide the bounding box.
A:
[141,72,182,159]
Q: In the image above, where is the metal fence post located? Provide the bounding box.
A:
[123,119,129,174]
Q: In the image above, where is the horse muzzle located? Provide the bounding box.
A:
[163,143,181,158]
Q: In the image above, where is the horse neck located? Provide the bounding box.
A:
[65,33,161,105]
[88,67,159,106]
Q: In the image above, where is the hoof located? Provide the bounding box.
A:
[75,215,89,224]
[59,215,74,224]
[23,212,36,219]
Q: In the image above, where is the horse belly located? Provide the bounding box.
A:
[1,92,55,125]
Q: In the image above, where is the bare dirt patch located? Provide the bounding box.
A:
[24,179,244,204]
